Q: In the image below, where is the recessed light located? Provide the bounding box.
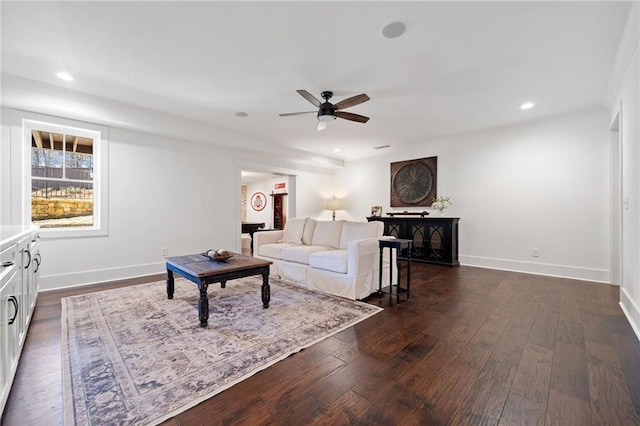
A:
[520,102,534,110]
[381,22,406,39]
[56,72,75,81]
[235,112,248,118]
[334,148,341,153]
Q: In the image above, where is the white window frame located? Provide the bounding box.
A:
[20,115,109,239]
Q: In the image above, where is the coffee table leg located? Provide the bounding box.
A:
[198,280,209,327]
[167,269,174,299]
[261,269,270,308]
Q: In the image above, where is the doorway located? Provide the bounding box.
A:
[271,193,287,230]
[240,169,296,253]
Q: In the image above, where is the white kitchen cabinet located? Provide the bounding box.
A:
[0,226,40,415]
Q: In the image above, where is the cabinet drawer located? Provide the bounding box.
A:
[1,244,18,279]
[1,243,17,262]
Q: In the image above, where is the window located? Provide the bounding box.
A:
[23,118,108,237]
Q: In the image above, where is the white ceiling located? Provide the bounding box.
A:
[0,1,631,163]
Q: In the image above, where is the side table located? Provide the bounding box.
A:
[378,238,412,304]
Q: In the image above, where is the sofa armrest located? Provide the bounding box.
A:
[346,237,384,275]
[253,230,283,249]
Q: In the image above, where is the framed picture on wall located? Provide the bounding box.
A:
[251,192,266,211]
[390,156,437,207]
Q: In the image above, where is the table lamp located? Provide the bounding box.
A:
[325,197,343,221]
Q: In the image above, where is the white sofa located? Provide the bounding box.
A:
[253,218,395,300]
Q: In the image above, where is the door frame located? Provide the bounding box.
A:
[609,102,623,286]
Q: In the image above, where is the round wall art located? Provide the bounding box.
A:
[251,192,267,211]
[390,156,437,207]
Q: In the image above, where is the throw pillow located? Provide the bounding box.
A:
[302,219,317,245]
[279,217,308,244]
[311,220,344,248]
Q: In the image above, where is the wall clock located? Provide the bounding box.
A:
[251,192,267,211]
[390,157,437,207]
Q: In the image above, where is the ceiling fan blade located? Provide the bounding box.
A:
[317,121,327,131]
[279,111,317,117]
[334,93,370,110]
[297,89,322,108]
[336,111,370,123]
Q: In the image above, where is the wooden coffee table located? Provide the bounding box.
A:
[166,253,272,327]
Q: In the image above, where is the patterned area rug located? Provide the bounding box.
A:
[61,276,381,425]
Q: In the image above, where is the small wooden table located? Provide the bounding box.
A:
[166,253,272,327]
[378,239,413,305]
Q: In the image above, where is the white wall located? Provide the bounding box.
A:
[332,108,611,282]
[242,172,345,226]
[245,172,341,223]
[0,102,616,294]
[610,2,640,338]
[0,40,631,305]
[1,107,334,290]
[294,171,351,222]
[0,110,12,226]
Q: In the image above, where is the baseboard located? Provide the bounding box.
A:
[620,287,640,342]
[39,261,166,291]
[459,255,610,283]
[41,256,611,291]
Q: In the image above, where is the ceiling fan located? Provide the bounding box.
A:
[279,90,370,131]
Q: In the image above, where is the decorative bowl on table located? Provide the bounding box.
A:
[203,249,234,262]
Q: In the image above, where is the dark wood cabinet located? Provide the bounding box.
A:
[367,216,459,266]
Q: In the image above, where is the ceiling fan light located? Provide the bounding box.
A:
[318,114,336,122]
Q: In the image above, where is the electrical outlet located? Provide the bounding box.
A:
[532,248,540,258]
[161,248,168,257]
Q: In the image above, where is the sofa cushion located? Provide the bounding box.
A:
[339,221,383,249]
[258,243,297,259]
[311,220,343,249]
[302,219,317,245]
[309,250,348,274]
[279,217,307,244]
[281,245,331,265]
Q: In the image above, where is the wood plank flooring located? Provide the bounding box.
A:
[2,264,640,425]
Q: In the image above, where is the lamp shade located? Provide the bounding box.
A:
[326,197,342,210]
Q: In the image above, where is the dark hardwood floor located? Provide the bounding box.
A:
[3,263,640,425]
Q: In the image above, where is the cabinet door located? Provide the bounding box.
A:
[0,278,9,408]
[29,246,41,311]
[424,222,451,263]
[406,221,426,259]
[0,269,20,408]
[16,242,30,346]
[384,219,405,239]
